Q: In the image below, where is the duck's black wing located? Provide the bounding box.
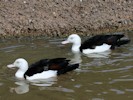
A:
[47,58,79,75]
[48,58,79,75]
[57,63,79,75]
[79,34,130,52]
[47,58,70,70]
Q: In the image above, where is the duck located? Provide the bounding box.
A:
[7,58,79,81]
[62,34,130,54]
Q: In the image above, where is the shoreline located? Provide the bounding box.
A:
[0,0,133,37]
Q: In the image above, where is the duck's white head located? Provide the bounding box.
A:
[62,34,81,52]
[7,58,28,71]
[62,34,81,45]
[7,58,28,79]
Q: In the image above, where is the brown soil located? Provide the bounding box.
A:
[0,0,133,37]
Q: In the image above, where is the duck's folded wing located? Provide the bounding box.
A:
[48,58,70,70]
[80,34,125,51]
[57,63,79,75]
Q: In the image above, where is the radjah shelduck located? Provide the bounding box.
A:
[7,58,79,81]
[62,34,130,54]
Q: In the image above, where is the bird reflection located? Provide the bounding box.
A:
[84,50,111,58]
[70,50,111,65]
[70,52,82,64]
[30,77,57,86]
[10,77,57,94]
[10,80,29,94]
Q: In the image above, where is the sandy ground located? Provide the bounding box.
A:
[0,0,133,37]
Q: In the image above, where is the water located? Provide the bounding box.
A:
[0,32,133,100]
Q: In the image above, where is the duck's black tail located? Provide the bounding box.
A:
[57,64,79,75]
[110,34,130,49]
[116,39,131,47]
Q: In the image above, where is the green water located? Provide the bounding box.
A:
[0,33,133,100]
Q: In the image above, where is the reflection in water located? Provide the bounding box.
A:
[110,88,125,94]
[0,45,25,53]
[70,52,82,64]
[39,86,74,93]
[109,78,133,84]
[10,77,57,94]
[10,81,29,94]
[99,66,133,73]
[84,50,111,58]
[70,50,111,66]
[30,77,57,87]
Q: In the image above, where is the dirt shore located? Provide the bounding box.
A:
[0,0,133,37]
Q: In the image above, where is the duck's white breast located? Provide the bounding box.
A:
[72,45,81,53]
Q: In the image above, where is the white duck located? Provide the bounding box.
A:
[7,58,79,81]
[62,34,130,54]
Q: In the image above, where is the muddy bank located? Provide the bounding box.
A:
[0,0,133,37]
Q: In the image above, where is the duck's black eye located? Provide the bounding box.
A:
[16,61,19,64]
[70,37,73,40]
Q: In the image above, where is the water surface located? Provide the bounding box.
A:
[0,32,133,100]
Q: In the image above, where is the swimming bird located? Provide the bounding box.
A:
[62,34,130,54]
[7,58,79,80]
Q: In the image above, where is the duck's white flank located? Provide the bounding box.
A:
[26,70,57,80]
[82,44,111,54]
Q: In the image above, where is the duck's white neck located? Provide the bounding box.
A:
[15,64,28,79]
[71,37,81,53]
[15,69,26,79]
[72,44,81,53]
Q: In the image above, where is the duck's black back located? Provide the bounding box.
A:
[80,34,130,52]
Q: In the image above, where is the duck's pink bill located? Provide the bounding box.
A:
[7,64,15,68]
[61,41,70,44]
